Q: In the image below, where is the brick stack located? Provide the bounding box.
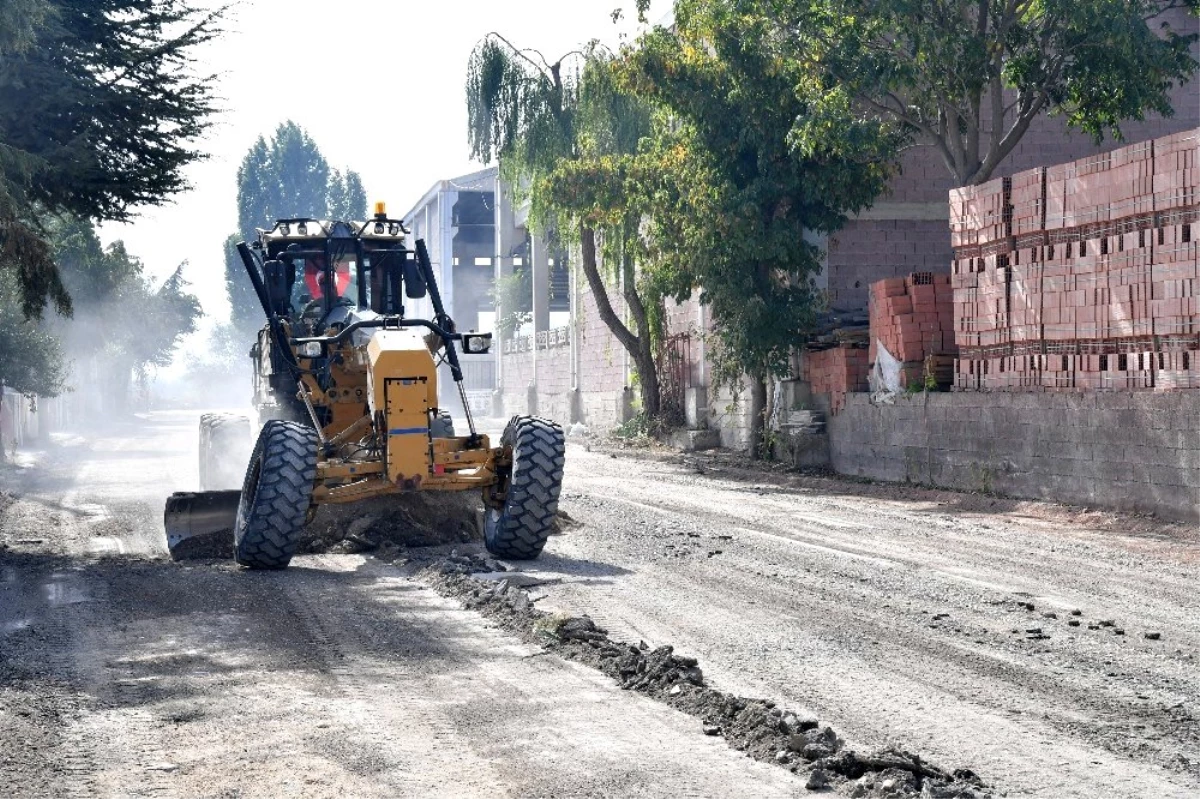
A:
[953,128,1200,392]
[950,177,1008,247]
[803,346,869,413]
[868,273,957,388]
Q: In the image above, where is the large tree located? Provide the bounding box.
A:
[224,121,368,334]
[466,35,666,420]
[772,0,1200,185]
[622,0,897,455]
[0,0,221,318]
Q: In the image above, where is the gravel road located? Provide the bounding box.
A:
[516,441,1200,798]
[2,411,1196,798]
[0,413,797,799]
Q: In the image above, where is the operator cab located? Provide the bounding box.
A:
[256,205,422,335]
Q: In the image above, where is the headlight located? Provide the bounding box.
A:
[301,342,322,358]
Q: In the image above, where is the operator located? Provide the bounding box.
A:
[302,256,353,302]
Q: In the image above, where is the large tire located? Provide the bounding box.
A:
[199,413,252,490]
[484,416,565,560]
[430,410,455,438]
[234,420,318,569]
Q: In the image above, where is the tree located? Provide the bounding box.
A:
[225,122,367,333]
[328,169,368,221]
[0,271,66,454]
[0,0,221,318]
[236,122,331,240]
[772,0,1200,185]
[466,34,666,420]
[622,0,897,455]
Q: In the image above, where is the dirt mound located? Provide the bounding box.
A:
[302,492,482,556]
[428,563,988,798]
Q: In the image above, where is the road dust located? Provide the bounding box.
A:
[426,550,988,799]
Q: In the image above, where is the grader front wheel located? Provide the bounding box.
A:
[234,420,318,570]
[484,416,565,560]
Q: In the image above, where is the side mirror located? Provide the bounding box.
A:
[263,259,290,315]
[461,332,492,354]
[404,255,427,299]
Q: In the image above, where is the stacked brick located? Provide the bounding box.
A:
[803,346,869,414]
[952,128,1200,392]
[868,273,957,388]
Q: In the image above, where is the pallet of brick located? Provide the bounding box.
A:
[1097,351,1156,390]
[868,275,956,364]
[954,257,1010,349]
[1045,143,1151,229]
[1151,217,1200,336]
[803,345,869,413]
[1153,129,1199,212]
[950,177,1009,247]
[1009,248,1043,343]
[1011,167,1046,236]
[1157,350,1200,389]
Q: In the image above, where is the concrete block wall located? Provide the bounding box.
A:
[828,391,1200,520]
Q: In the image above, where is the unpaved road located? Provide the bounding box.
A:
[2,412,1198,798]
[0,413,795,799]
[524,443,1200,798]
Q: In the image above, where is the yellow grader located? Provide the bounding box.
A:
[164,205,565,568]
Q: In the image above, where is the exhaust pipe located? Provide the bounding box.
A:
[164,490,241,560]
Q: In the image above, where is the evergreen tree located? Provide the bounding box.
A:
[0,0,221,318]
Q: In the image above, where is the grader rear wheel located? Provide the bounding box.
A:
[234,420,318,570]
[484,416,565,560]
[199,413,252,491]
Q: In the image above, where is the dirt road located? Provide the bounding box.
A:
[524,442,1200,798]
[2,412,1197,798]
[0,413,797,799]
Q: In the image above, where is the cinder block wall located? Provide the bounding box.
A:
[828,392,1200,520]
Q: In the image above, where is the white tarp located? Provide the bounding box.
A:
[868,339,902,402]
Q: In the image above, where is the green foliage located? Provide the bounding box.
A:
[772,0,1200,184]
[236,122,331,240]
[0,0,222,318]
[491,268,533,338]
[226,122,366,333]
[466,33,668,419]
[0,271,66,398]
[328,169,368,221]
[466,34,581,184]
[622,0,896,385]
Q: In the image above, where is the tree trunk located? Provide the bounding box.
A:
[577,224,662,420]
[634,334,660,420]
[749,376,768,460]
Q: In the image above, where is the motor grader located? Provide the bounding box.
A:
[164,205,565,568]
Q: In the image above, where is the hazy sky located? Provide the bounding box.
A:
[99,0,668,342]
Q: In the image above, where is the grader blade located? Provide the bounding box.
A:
[164,490,241,560]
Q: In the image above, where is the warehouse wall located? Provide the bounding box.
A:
[828,392,1200,520]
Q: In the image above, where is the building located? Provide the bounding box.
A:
[402,167,570,418]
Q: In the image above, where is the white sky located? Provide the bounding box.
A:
[99,0,668,341]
